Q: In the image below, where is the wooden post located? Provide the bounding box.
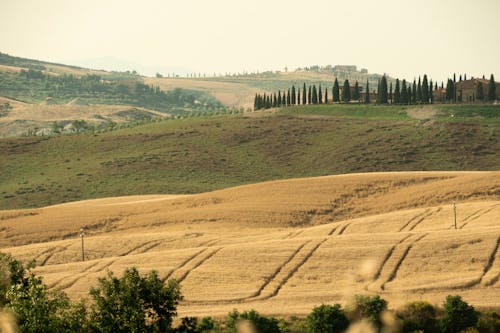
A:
[453,200,457,229]
[80,228,85,261]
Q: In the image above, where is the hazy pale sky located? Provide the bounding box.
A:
[1,0,499,81]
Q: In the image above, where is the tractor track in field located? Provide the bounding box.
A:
[161,248,208,283]
[380,233,428,290]
[176,248,222,284]
[371,233,414,281]
[39,244,71,266]
[460,204,499,229]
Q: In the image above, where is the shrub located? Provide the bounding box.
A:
[225,309,280,333]
[440,295,478,333]
[176,316,199,333]
[397,301,438,333]
[350,295,388,331]
[89,268,182,333]
[477,311,500,333]
[307,304,349,333]
[198,316,216,332]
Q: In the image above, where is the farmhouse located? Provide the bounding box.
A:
[454,78,500,102]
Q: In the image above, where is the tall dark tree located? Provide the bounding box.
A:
[308,86,312,104]
[254,93,258,110]
[464,73,467,80]
[476,81,484,101]
[401,79,408,104]
[286,89,291,106]
[297,88,301,105]
[389,81,393,104]
[412,79,417,104]
[282,91,286,106]
[291,85,296,105]
[353,81,360,101]
[487,74,497,101]
[318,84,323,104]
[429,79,433,104]
[377,75,388,104]
[324,86,328,104]
[445,79,454,102]
[277,91,282,107]
[422,75,429,104]
[394,79,401,104]
[332,78,340,102]
[303,83,307,105]
[312,85,318,104]
[453,73,457,101]
[364,80,370,104]
[273,92,277,107]
[417,76,422,103]
[342,79,351,103]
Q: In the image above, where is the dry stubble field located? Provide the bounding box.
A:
[0,171,499,317]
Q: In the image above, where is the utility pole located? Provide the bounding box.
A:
[80,227,85,261]
[453,200,457,229]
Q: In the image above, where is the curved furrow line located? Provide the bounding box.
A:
[371,234,414,281]
[262,238,328,299]
[407,208,438,232]
[380,233,428,290]
[176,248,222,284]
[161,248,208,283]
[328,225,339,236]
[398,209,430,232]
[460,204,500,229]
[119,240,158,257]
[248,241,311,298]
[33,247,56,262]
[39,244,71,266]
[337,223,351,235]
[478,236,500,286]
[58,257,121,290]
[48,260,101,289]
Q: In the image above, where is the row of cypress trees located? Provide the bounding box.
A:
[254,79,363,110]
[254,74,497,110]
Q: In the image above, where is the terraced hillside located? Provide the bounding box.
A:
[1,172,499,317]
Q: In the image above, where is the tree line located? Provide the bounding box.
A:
[254,74,497,110]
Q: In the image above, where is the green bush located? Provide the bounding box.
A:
[350,295,388,331]
[477,311,500,333]
[198,316,216,332]
[397,301,438,333]
[225,309,280,333]
[306,304,349,333]
[440,295,478,333]
[89,267,182,333]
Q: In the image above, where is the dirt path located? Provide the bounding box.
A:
[407,106,438,120]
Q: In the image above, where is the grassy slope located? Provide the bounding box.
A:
[1,104,498,209]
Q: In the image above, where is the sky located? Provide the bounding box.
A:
[1,0,499,81]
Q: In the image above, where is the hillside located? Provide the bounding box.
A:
[1,104,498,210]
[1,172,499,317]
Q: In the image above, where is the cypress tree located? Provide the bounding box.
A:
[297,88,301,105]
[266,95,271,108]
[312,85,318,104]
[389,81,393,104]
[342,79,351,102]
[394,79,400,104]
[412,80,417,104]
[464,74,467,80]
[422,75,429,104]
[353,81,360,101]
[254,93,258,110]
[459,75,462,82]
[487,74,496,101]
[429,79,433,104]
[318,84,323,104]
[273,92,278,107]
[303,83,307,105]
[291,85,296,105]
[262,93,266,108]
[417,77,422,103]
[446,79,454,102]
[287,89,291,106]
[476,81,484,101]
[278,91,282,107]
[325,86,328,104]
[308,86,312,104]
[282,91,286,106]
[332,78,340,102]
[453,73,457,101]
[377,76,388,104]
[401,79,408,104]
[364,80,370,104]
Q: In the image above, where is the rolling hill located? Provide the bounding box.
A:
[1,104,498,210]
[1,171,499,317]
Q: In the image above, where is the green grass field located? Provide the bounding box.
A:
[1,104,498,209]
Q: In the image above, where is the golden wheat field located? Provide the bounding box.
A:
[0,171,499,317]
